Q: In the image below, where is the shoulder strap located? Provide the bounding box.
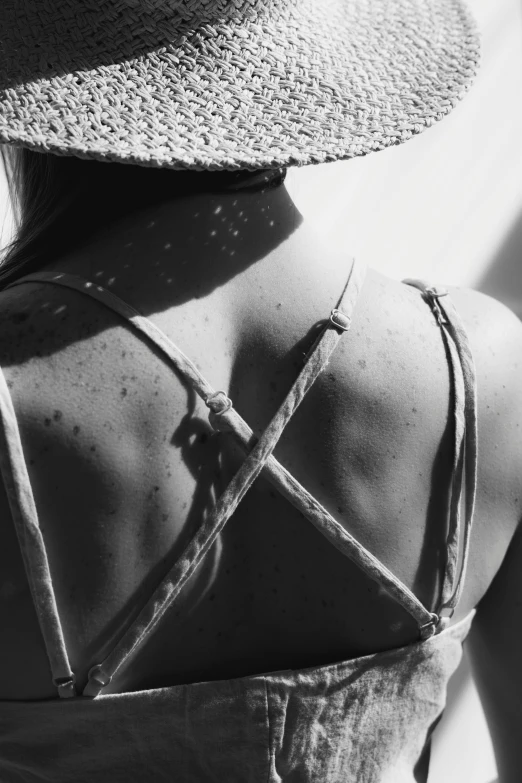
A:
[0,369,76,697]
[5,262,471,699]
[79,258,367,696]
[402,281,478,627]
[12,262,420,694]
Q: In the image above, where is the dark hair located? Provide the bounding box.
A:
[0,146,286,288]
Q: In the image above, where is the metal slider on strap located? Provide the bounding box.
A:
[329,308,351,332]
[419,612,440,641]
[205,390,233,432]
[85,664,113,693]
[205,390,233,415]
[53,674,77,698]
[423,286,448,326]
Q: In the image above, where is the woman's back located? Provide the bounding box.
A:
[3,0,519,777]
[1,190,521,704]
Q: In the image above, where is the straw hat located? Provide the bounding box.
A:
[0,1,480,171]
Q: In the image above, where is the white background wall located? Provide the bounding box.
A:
[2,1,521,780]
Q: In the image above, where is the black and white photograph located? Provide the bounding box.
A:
[0,1,521,781]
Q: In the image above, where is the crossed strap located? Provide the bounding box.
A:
[1,260,477,699]
[81,259,367,697]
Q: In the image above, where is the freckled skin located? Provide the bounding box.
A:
[0,182,521,704]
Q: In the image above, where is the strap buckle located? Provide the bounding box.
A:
[423,287,448,326]
[87,664,113,689]
[419,612,440,641]
[205,390,233,415]
[329,308,351,332]
[205,391,233,432]
[53,674,77,698]
[419,605,454,640]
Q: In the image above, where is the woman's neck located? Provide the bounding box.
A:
[41,181,305,312]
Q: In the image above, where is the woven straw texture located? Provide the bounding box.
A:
[0,0,480,171]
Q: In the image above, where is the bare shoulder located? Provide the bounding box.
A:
[447,286,522,465]
[450,288,522,779]
[447,285,522,367]
[0,277,100,368]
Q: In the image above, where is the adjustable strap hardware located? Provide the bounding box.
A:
[418,604,455,640]
[205,390,233,432]
[419,612,440,641]
[423,286,449,326]
[87,664,113,689]
[81,664,114,698]
[52,674,77,698]
[205,390,233,415]
[329,308,351,332]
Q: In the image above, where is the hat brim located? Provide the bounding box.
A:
[0,0,480,170]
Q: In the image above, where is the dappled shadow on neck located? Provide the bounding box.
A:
[2,161,302,316]
[0,165,310,371]
[78,186,301,313]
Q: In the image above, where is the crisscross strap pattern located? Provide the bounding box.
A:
[402,281,478,620]
[1,262,477,699]
[3,262,365,693]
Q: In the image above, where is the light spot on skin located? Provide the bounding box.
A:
[269,220,275,227]
[214,205,222,215]
[210,230,217,237]
[233,230,239,237]
[167,278,173,284]
[164,243,172,250]
[124,242,133,248]
[147,221,156,228]
[95,271,104,277]
[108,277,116,286]
[53,305,67,315]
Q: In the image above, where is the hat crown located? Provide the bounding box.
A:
[120,0,275,12]
[0,0,289,81]
[1,0,283,28]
